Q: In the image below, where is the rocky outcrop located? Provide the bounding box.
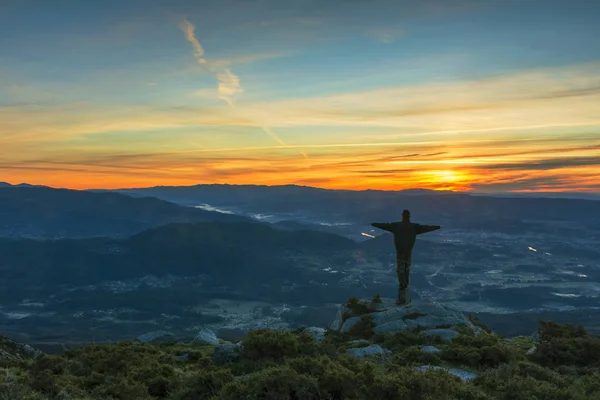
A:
[0,336,43,363]
[304,327,326,343]
[331,298,481,335]
[192,328,219,345]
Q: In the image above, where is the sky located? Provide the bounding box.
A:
[1,0,599,192]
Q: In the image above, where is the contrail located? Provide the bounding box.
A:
[179,18,291,150]
[260,125,287,146]
[179,18,243,106]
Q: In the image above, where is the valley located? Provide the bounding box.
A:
[1,184,599,348]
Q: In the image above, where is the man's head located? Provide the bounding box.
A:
[402,209,411,221]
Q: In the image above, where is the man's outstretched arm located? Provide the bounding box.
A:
[415,224,441,235]
[371,222,398,233]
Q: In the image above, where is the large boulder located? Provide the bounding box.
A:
[192,328,219,345]
[304,327,326,343]
[331,298,480,335]
[347,344,390,358]
[421,345,441,353]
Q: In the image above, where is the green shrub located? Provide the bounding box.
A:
[229,359,280,376]
[215,366,320,400]
[442,344,520,369]
[169,369,235,400]
[287,356,360,398]
[570,371,600,399]
[346,296,370,316]
[346,316,376,340]
[90,377,151,400]
[439,334,522,369]
[0,383,47,400]
[387,346,442,368]
[468,315,493,334]
[372,367,489,400]
[376,330,444,352]
[533,337,600,368]
[474,363,577,400]
[538,320,589,342]
[241,329,319,362]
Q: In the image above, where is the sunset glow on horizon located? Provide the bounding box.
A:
[1,0,599,192]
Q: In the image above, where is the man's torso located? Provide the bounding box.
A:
[392,222,419,254]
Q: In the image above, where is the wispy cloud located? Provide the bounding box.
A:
[179,18,243,106]
[178,17,289,150]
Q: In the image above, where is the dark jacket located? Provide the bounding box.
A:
[371,221,440,254]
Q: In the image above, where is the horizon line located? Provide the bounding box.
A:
[1,180,599,198]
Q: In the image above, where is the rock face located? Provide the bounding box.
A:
[330,299,480,335]
[0,336,43,362]
[136,331,177,344]
[192,328,219,345]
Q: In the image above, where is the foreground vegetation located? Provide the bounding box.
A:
[1,316,600,399]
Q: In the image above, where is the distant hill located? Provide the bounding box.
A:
[112,184,447,206]
[0,222,357,308]
[0,221,357,293]
[109,184,600,236]
[0,186,250,239]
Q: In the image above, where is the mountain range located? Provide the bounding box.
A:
[0,184,249,239]
[110,183,600,240]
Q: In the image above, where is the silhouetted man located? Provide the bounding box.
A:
[371,209,441,305]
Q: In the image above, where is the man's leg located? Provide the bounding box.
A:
[396,253,411,305]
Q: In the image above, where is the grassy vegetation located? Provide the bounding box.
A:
[1,315,600,399]
[342,295,384,324]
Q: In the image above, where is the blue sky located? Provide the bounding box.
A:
[1,0,599,190]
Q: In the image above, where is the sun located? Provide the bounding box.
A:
[429,170,462,182]
[415,169,471,191]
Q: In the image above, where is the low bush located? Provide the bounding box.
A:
[241,329,319,362]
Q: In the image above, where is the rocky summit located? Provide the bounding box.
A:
[330,297,482,337]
